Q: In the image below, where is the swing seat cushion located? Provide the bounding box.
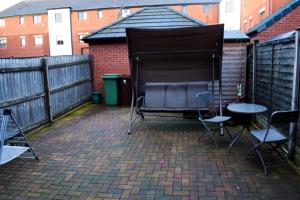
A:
[143,82,208,110]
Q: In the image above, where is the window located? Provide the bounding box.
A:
[56,36,64,45]
[19,16,24,25]
[98,10,103,19]
[79,33,88,43]
[55,13,63,23]
[78,11,87,20]
[243,21,247,31]
[225,0,235,13]
[182,5,187,15]
[0,18,5,27]
[0,38,7,48]
[121,9,130,18]
[260,10,265,21]
[20,36,26,47]
[203,4,209,15]
[249,17,253,28]
[34,35,43,46]
[33,15,41,24]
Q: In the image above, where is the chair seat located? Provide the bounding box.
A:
[203,116,231,123]
[250,129,287,142]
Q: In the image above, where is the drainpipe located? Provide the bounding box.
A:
[268,0,271,15]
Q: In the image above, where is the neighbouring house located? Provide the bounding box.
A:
[219,0,241,30]
[0,0,221,58]
[241,0,291,32]
[83,6,249,104]
[246,0,300,42]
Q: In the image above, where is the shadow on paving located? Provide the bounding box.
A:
[0,104,300,200]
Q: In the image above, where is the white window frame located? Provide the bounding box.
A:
[55,13,63,23]
[34,35,43,46]
[249,16,253,28]
[19,16,24,25]
[0,37,7,48]
[121,9,130,18]
[0,19,5,27]
[98,10,103,19]
[20,36,26,47]
[79,33,89,43]
[203,4,209,15]
[225,0,235,13]
[33,15,41,24]
[78,11,87,20]
[182,5,187,15]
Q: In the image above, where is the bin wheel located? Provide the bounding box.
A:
[128,131,131,135]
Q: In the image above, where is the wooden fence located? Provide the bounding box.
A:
[246,29,300,163]
[0,55,92,132]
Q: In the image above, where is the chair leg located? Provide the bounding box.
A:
[256,148,268,176]
[128,97,135,135]
[228,130,242,152]
[245,144,258,160]
[210,130,219,149]
[224,126,233,142]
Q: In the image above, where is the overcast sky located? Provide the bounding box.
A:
[0,0,23,12]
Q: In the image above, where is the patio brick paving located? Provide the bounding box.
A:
[1,104,300,200]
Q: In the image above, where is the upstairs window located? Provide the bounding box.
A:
[55,13,63,23]
[33,15,41,24]
[0,38,7,48]
[226,0,235,13]
[249,17,253,28]
[203,4,209,15]
[19,16,24,25]
[0,19,5,27]
[121,9,130,18]
[34,35,43,46]
[260,10,265,21]
[243,21,247,31]
[20,36,26,47]
[98,10,103,19]
[78,11,87,20]
[182,5,187,15]
[79,33,88,43]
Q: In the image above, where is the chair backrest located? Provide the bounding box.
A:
[195,92,214,109]
[270,110,299,125]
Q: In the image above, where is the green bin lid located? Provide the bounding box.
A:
[102,74,120,79]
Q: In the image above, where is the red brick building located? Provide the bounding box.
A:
[0,0,220,58]
[83,7,249,95]
[241,0,291,32]
[246,1,300,42]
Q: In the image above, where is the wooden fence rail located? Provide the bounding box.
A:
[0,55,92,132]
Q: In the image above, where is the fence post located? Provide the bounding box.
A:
[89,55,95,92]
[41,58,53,123]
[252,40,259,103]
[289,28,300,159]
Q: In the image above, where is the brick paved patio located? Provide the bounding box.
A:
[1,104,300,200]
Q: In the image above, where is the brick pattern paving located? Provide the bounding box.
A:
[1,105,300,200]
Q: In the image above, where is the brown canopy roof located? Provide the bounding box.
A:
[126,24,224,83]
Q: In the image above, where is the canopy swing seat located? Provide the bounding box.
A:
[126,25,225,135]
[0,109,39,165]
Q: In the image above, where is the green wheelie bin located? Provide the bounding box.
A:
[102,74,120,105]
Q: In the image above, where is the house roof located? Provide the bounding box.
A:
[83,7,249,42]
[0,0,220,18]
[247,0,300,36]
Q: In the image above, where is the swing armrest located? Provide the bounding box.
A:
[136,96,145,107]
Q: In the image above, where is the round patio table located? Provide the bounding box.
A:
[227,103,267,152]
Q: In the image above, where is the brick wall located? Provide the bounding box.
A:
[90,41,130,93]
[241,0,290,32]
[250,5,300,42]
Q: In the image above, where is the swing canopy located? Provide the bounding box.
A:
[126,24,224,115]
[126,24,224,83]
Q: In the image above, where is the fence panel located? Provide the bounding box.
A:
[0,55,92,132]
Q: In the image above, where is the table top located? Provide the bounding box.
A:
[227,103,267,114]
